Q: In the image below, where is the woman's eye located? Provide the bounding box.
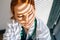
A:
[17,15,24,18]
[18,15,22,18]
[29,12,32,17]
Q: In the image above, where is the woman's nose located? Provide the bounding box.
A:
[25,15,28,23]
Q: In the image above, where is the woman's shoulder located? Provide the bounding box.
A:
[36,17,49,32]
[36,17,45,26]
[36,17,51,40]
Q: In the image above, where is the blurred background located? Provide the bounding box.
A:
[0,0,60,40]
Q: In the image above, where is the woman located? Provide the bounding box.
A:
[3,0,51,40]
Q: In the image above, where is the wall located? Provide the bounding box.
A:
[0,0,53,30]
[0,0,11,30]
[35,0,53,24]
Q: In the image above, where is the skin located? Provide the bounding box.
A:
[14,3,35,33]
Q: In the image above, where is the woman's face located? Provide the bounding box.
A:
[14,3,35,29]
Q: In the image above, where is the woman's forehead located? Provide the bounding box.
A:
[14,3,34,15]
[14,3,30,10]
